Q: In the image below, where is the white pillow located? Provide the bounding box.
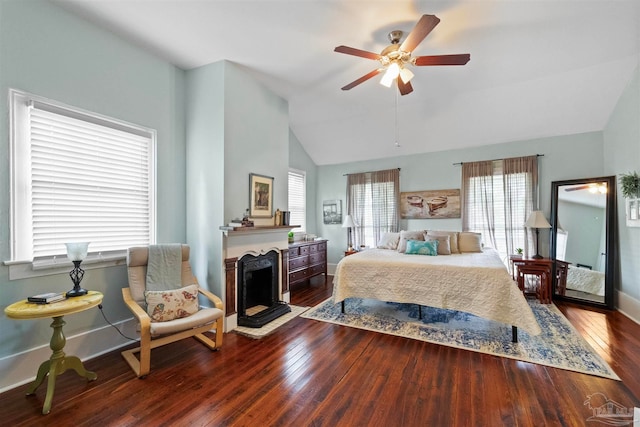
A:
[424,233,451,255]
[397,230,425,253]
[458,232,483,253]
[427,231,460,254]
[377,232,400,250]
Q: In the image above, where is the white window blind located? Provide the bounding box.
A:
[288,169,306,232]
[9,89,156,263]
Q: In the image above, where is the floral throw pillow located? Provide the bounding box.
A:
[405,239,438,256]
[144,284,199,322]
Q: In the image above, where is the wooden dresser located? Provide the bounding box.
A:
[288,239,327,287]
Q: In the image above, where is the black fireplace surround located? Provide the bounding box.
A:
[237,250,290,328]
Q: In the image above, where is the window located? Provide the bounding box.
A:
[9,89,156,267]
[346,169,400,248]
[462,156,538,264]
[288,168,306,232]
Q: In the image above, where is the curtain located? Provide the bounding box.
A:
[461,155,539,263]
[346,168,399,248]
[461,160,497,249]
[503,156,538,258]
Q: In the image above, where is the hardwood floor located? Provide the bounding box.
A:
[2,275,639,426]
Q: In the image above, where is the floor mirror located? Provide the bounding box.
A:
[550,176,616,309]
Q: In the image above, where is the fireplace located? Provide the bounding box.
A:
[237,250,290,328]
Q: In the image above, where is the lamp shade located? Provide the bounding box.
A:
[65,242,89,261]
[524,211,551,229]
[342,215,356,228]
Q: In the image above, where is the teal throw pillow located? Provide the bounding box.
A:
[405,239,438,256]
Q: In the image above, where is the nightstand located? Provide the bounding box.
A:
[344,250,358,257]
[509,257,554,303]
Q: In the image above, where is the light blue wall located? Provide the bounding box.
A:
[185,62,225,298]
[185,61,289,301]
[0,0,186,358]
[289,129,318,234]
[224,63,289,223]
[558,200,605,269]
[317,132,605,264]
[604,65,640,300]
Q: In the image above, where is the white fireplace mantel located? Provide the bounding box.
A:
[221,226,293,331]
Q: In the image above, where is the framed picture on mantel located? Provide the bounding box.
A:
[249,173,273,218]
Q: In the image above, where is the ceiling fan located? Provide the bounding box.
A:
[334,14,470,96]
[564,183,608,193]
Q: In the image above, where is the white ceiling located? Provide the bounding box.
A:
[52,0,640,166]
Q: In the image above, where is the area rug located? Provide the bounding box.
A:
[234,305,309,339]
[302,298,619,380]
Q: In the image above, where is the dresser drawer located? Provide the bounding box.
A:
[309,263,326,276]
[289,269,309,284]
[309,251,325,265]
[289,246,300,258]
[299,245,310,255]
[289,255,309,271]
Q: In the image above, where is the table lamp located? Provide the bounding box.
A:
[65,242,89,297]
[524,211,551,259]
[342,215,357,251]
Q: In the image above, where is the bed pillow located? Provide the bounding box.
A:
[426,230,460,254]
[397,230,425,253]
[458,232,483,253]
[405,239,438,256]
[377,232,400,250]
[424,233,451,255]
[144,284,199,322]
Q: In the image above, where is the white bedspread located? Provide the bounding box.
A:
[333,248,541,336]
[567,266,605,296]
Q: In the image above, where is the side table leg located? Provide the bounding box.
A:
[26,316,97,415]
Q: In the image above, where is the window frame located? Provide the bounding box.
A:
[6,89,157,278]
[288,168,306,233]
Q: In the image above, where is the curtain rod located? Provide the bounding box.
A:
[452,154,544,166]
[343,168,400,176]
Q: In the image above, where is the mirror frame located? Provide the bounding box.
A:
[550,176,616,309]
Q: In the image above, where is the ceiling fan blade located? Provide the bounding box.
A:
[334,45,381,60]
[341,69,383,90]
[414,54,471,66]
[400,14,440,53]
[564,185,590,192]
[397,78,413,96]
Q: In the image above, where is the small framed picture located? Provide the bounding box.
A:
[249,173,273,218]
[323,200,342,224]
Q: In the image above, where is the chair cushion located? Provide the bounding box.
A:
[127,245,197,306]
[144,284,199,322]
[149,307,224,336]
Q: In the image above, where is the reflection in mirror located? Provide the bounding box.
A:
[551,176,615,309]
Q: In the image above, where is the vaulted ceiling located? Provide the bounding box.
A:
[52,0,640,165]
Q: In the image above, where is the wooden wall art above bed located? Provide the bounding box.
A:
[400,189,461,219]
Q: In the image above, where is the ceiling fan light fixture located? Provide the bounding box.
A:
[380,62,400,87]
[399,67,414,84]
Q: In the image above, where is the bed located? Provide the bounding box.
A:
[566,265,605,296]
[333,247,542,340]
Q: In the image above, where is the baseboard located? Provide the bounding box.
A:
[328,263,337,275]
[0,318,138,393]
[616,290,640,325]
